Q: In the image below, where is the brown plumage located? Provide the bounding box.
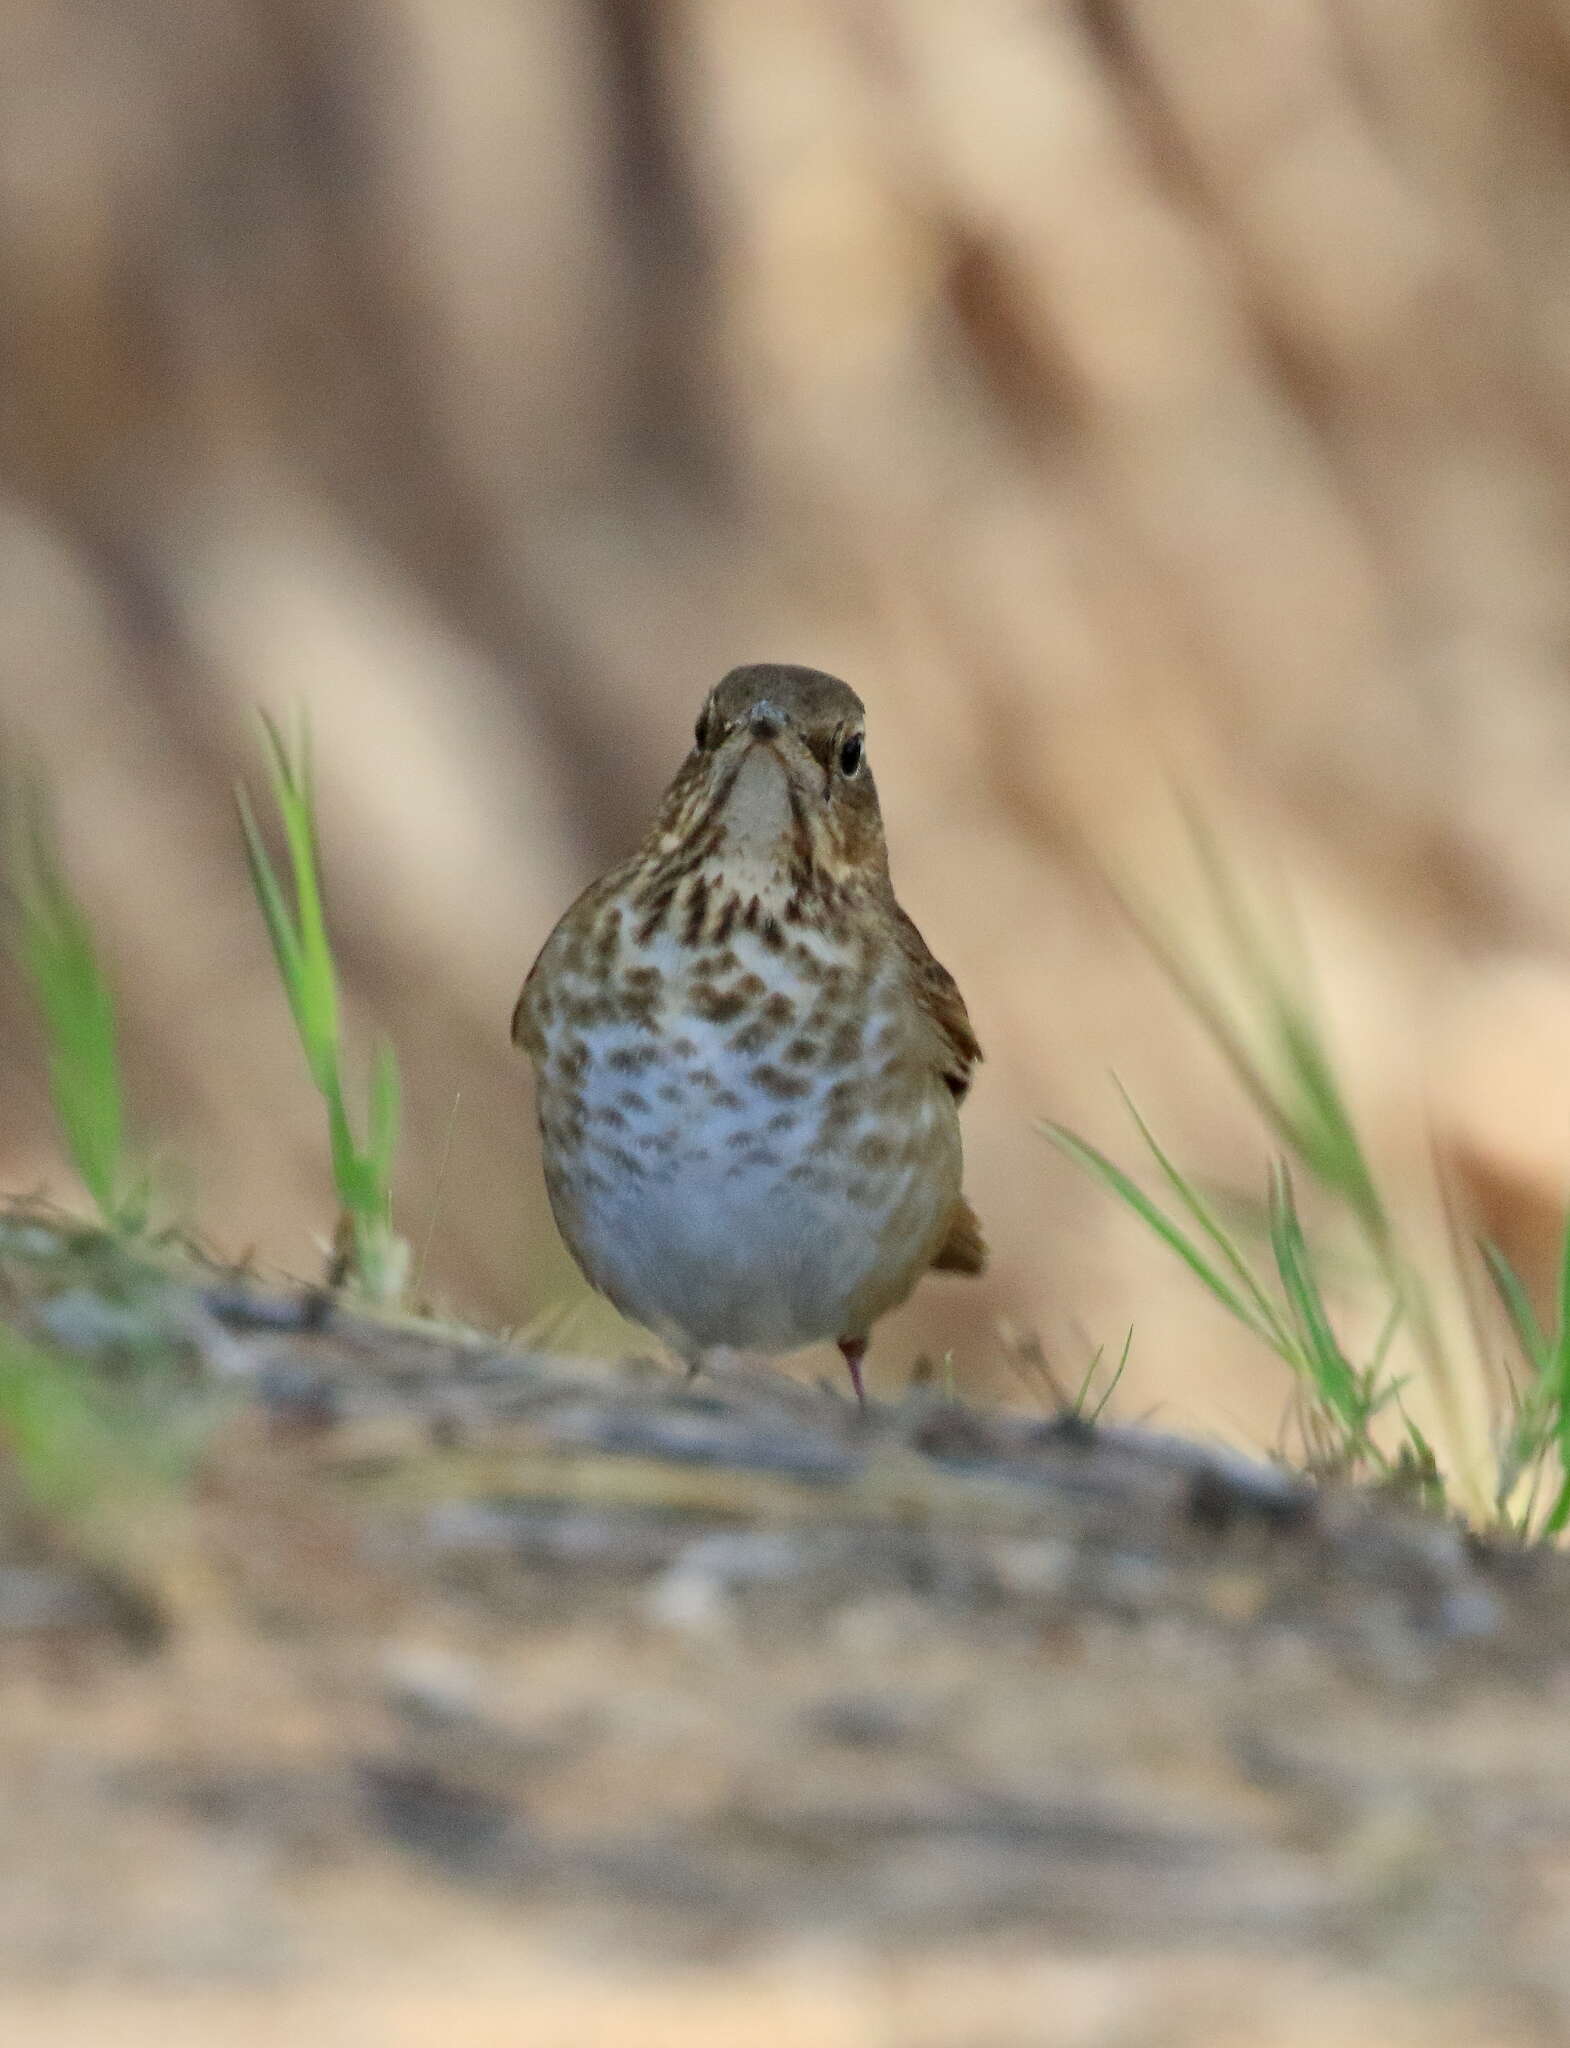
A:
[513,663,984,1404]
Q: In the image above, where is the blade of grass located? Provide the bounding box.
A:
[1483,1242,1550,1375]
[1109,1078,1297,1357]
[9,785,144,1232]
[259,713,340,1070]
[1081,1326,1133,1424]
[237,711,407,1304]
[1265,1161,1365,1435]
[1543,1470,1570,1538]
[236,782,322,1087]
[1041,1122,1282,1350]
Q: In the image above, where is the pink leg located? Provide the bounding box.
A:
[838,1335,868,1410]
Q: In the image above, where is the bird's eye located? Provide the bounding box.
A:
[837,731,864,778]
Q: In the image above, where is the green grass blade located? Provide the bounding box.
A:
[1110,1079,1295,1354]
[1483,1241,1551,1377]
[1550,1200,1570,1456]
[9,790,139,1229]
[1041,1123,1280,1349]
[1271,999,1386,1238]
[258,712,340,1071]
[1069,1343,1105,1415]
[1368,1294,1404,1376]
[235,781,320,1078]
[1086,1327,1133,1424]
[1265,1162,1363,1430]
[323,1078,365,1211]
[1543,1469,1570,1538]
[238,711,407,1305]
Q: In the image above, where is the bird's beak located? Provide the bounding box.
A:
[747,700,788,743]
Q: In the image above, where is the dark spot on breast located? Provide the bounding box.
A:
[543,1094,587,1147]
[634,889,676,945]
[593,1104,629,1130]
[671,1037,698,1059]
[625,965,662,991]
[565,992,617,1029]
[688,1067,719,1090]
[750,1063,811,1101]
[617,990,660,1030]
[602,1144,648,1178]
[714,1088,745,1111]
[766,1111,798,1134]
[607,1043,659,1074]
[731,989,796,1055]
[656,1083,685,1105]
[727,1147,782,1176]
[682,875,712,946]
[817,1078,862,1138]
[854,1132,894,1166]
[617,1089,651,1114]
[713,897,739,945]
[593,909,622,965]
[558,1042,590,1082]
[783,1035,820,1064]
[760,916,785,951]
[692,983,748,1025]
[827,1017,864,1062]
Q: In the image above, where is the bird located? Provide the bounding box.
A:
[511,662,984,1406]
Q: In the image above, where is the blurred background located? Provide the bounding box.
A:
[5,0,1570,1431]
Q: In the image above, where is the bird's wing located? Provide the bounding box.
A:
[892,904,981,1104]
[931,1193,986,1274]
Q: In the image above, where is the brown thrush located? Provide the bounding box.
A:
[512,664,985,1405]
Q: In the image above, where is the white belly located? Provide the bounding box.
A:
[536,926,958,1355]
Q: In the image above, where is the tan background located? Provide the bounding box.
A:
[4,0,1570,1430]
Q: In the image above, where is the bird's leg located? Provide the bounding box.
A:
[837,1335,869,1410]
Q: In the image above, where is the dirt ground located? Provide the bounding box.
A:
[2,1217,1569,2046]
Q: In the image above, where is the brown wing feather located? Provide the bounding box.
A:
[932,1194,986,1274]
[892,904,981,1104]
[890,904,986,1278]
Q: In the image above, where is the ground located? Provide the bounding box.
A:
[0,1214,1567,2045]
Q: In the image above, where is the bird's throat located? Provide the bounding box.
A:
[715,742,796,873]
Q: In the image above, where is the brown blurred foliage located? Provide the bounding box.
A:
[5,0,1570,1428]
